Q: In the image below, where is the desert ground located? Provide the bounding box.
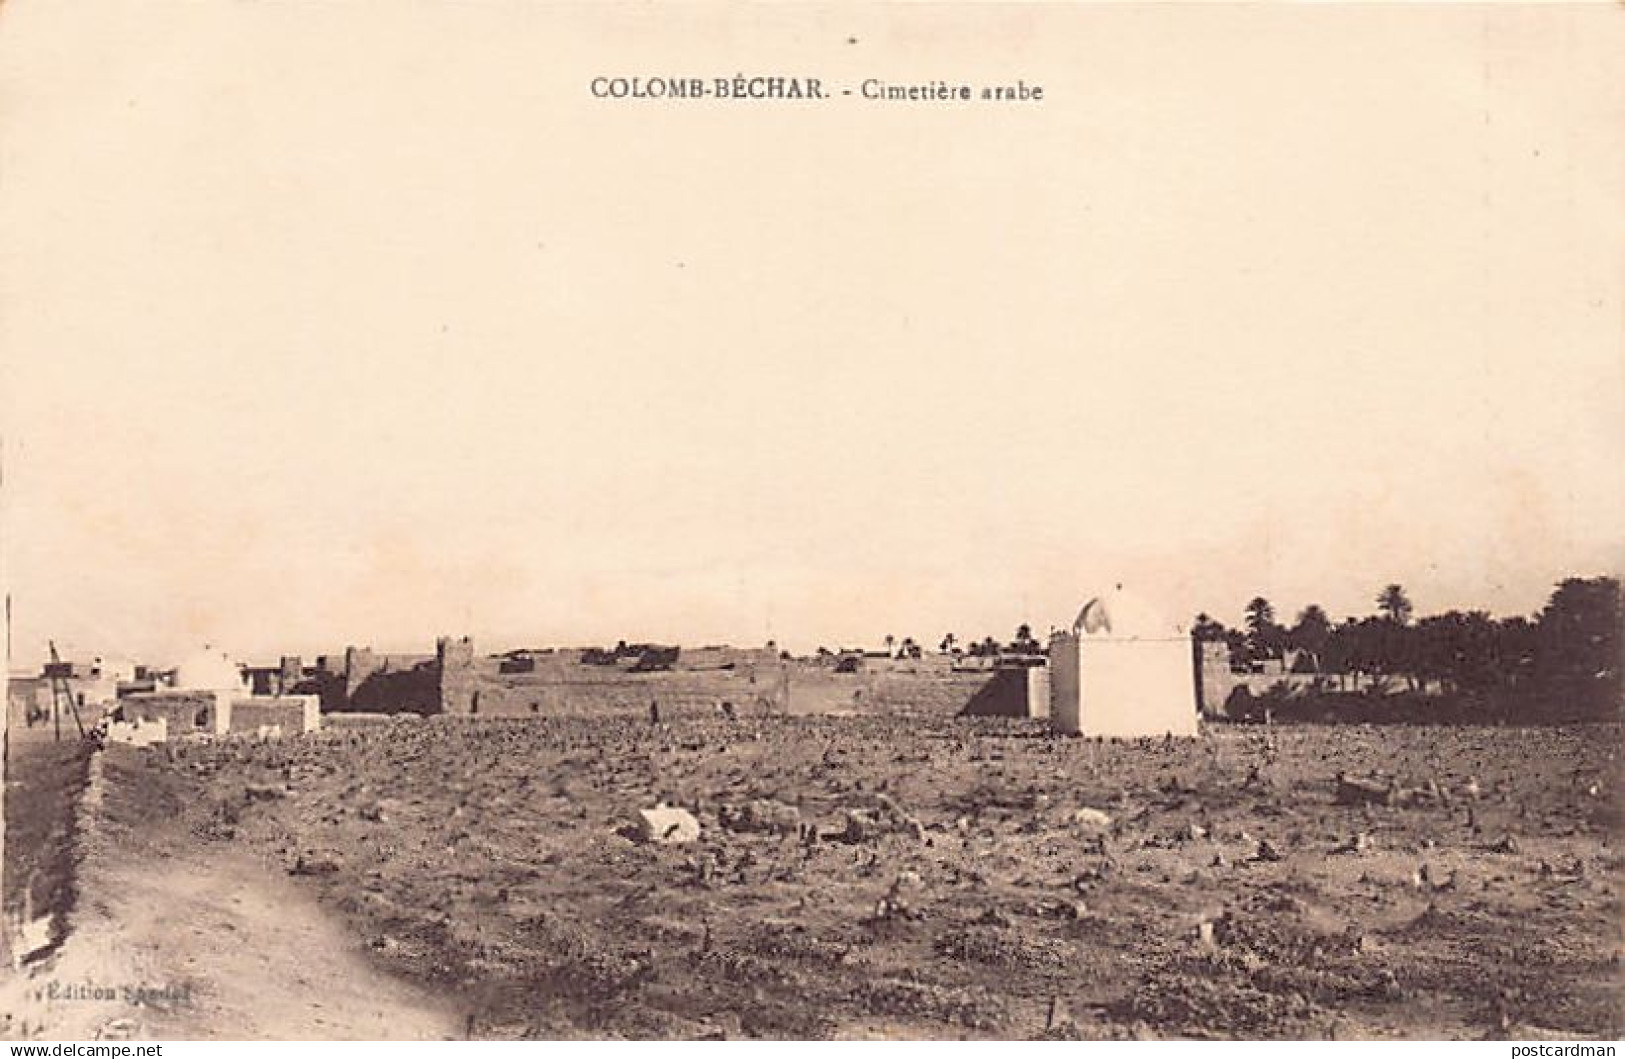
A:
[8,689,1619,1042]
[3,726,87,964]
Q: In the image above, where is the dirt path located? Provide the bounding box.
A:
[4,753,461,1041]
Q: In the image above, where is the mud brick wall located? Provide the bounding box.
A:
[344,647,387,700]
[433,661,989,720]
[1196,640,1234,716]
[437,636,479,714]
[278,656,303,694]
[332,640,991,720]
[863,669,990,714]
[348,664,439,714]
[448,665,782,718]
[123,691,226,735]
[7,677,45,723]
[229,695,321,734]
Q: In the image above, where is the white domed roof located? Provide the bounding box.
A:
[174,646,244,692]
[1070,585,1184,640]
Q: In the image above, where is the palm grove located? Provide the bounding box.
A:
[1191,576,1622,721]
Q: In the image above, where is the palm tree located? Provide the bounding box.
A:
[1289,604,1332,671]
[1376,584,1413,625]
[1244,597,1275,632]
[1243,597,1284,662]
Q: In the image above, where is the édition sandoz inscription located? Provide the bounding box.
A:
[591,76,827,100]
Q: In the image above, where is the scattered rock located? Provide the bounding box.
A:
[1335,772,1393,807]
[838,799,925,843]
[634,805,701,844]
[243,781,288,802]
[719,799,801,835]
[1045,995,1071,1032]
[1332,832,1371,854]
[1072,807,1113,832]
[291,850,344,875]
[891,870,925,894]
[977,906,1012,927]
[1411,863,1457,892]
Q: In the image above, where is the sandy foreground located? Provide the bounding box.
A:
[4,714,1622,1040]
[3,741,459,1040]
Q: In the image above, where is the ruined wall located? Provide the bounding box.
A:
[344,647,386,701]
[304,669,349,712]
[349,664,440,715]
[437,636,479,714]
[331,647,441,714]
[279,656,303,694]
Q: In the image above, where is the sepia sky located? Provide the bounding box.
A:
[2,3,1621,664]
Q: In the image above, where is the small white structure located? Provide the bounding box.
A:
[174,646,247,695]
[106,716,168,748]
[172,646,248,736]
[1050,586,1199,738]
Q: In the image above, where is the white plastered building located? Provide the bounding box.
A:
[1049,586,1199,738]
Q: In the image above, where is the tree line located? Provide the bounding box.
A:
[1193,576,1621,716]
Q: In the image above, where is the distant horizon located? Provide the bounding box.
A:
[2,6,1620,680]
[8,564,1616,671]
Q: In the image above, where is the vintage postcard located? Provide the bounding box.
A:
[1,2,1621,1045]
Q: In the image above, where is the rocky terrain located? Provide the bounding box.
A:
[3,726,90,967]
[87,712,1623,1040]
